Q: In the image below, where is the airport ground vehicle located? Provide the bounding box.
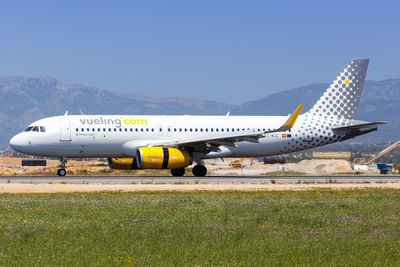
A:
[377,163,393,174]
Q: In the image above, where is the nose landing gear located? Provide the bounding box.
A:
[57,168,67,176]
[57,158,67,176]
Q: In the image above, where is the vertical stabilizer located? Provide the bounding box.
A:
[306,59,369,120]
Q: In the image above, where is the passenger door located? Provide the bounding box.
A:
[60,118,72,142]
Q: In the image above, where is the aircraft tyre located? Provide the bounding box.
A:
[192,164,207,177]
[57,169,67,176]
[171,168,185,176]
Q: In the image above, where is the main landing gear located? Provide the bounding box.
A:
[57,158,67,176]
[170,165,208,177]
[171,168,185,176]
[192,164,207,177]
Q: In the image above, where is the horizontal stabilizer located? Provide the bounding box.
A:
[333,121,389,131]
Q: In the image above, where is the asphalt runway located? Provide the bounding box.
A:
[0,175,400,184]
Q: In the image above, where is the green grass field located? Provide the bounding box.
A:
[0,189,400,266]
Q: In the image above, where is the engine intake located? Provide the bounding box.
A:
[107,158,137,169]
[136,147,192,169]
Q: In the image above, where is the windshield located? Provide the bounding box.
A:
[24,126,46,132]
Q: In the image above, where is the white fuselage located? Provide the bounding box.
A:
[10,114,333,159]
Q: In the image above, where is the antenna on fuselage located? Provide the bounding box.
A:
[226,111,230,116]
[64,111,69,116]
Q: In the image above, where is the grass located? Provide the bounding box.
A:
[0,189,399,265]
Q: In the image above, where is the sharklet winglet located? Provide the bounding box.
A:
[263,103,304,134]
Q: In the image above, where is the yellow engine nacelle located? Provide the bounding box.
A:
[136,147,192,169]
[107,158,137,169]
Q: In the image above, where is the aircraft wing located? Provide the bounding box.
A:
[147,104,304,152]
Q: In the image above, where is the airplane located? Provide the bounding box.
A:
[9,59,387,177]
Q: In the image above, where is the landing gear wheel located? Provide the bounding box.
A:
[171,168,185,176]
[57,169,67,177]
[58,157,67,176]
[192,165,207,177]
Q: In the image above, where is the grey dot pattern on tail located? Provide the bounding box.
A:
[278,59,369,154]
[307,59,369,120]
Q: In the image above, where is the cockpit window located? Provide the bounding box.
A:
[24,125,46,132]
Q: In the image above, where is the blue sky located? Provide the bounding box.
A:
[0,0,399,104]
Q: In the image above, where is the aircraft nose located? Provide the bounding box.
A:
[9,134,24,152]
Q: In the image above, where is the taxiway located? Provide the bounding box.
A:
[0,175,399,184]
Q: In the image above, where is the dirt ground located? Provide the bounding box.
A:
[0,157,378,176]
[0,157,110,176]
[0,183,399,193]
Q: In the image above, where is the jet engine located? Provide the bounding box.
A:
[107,158,137,169]
[136,147,192,169]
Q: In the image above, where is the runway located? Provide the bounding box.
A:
[0,175,400,184]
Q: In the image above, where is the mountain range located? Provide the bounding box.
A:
[0,76,398,149]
